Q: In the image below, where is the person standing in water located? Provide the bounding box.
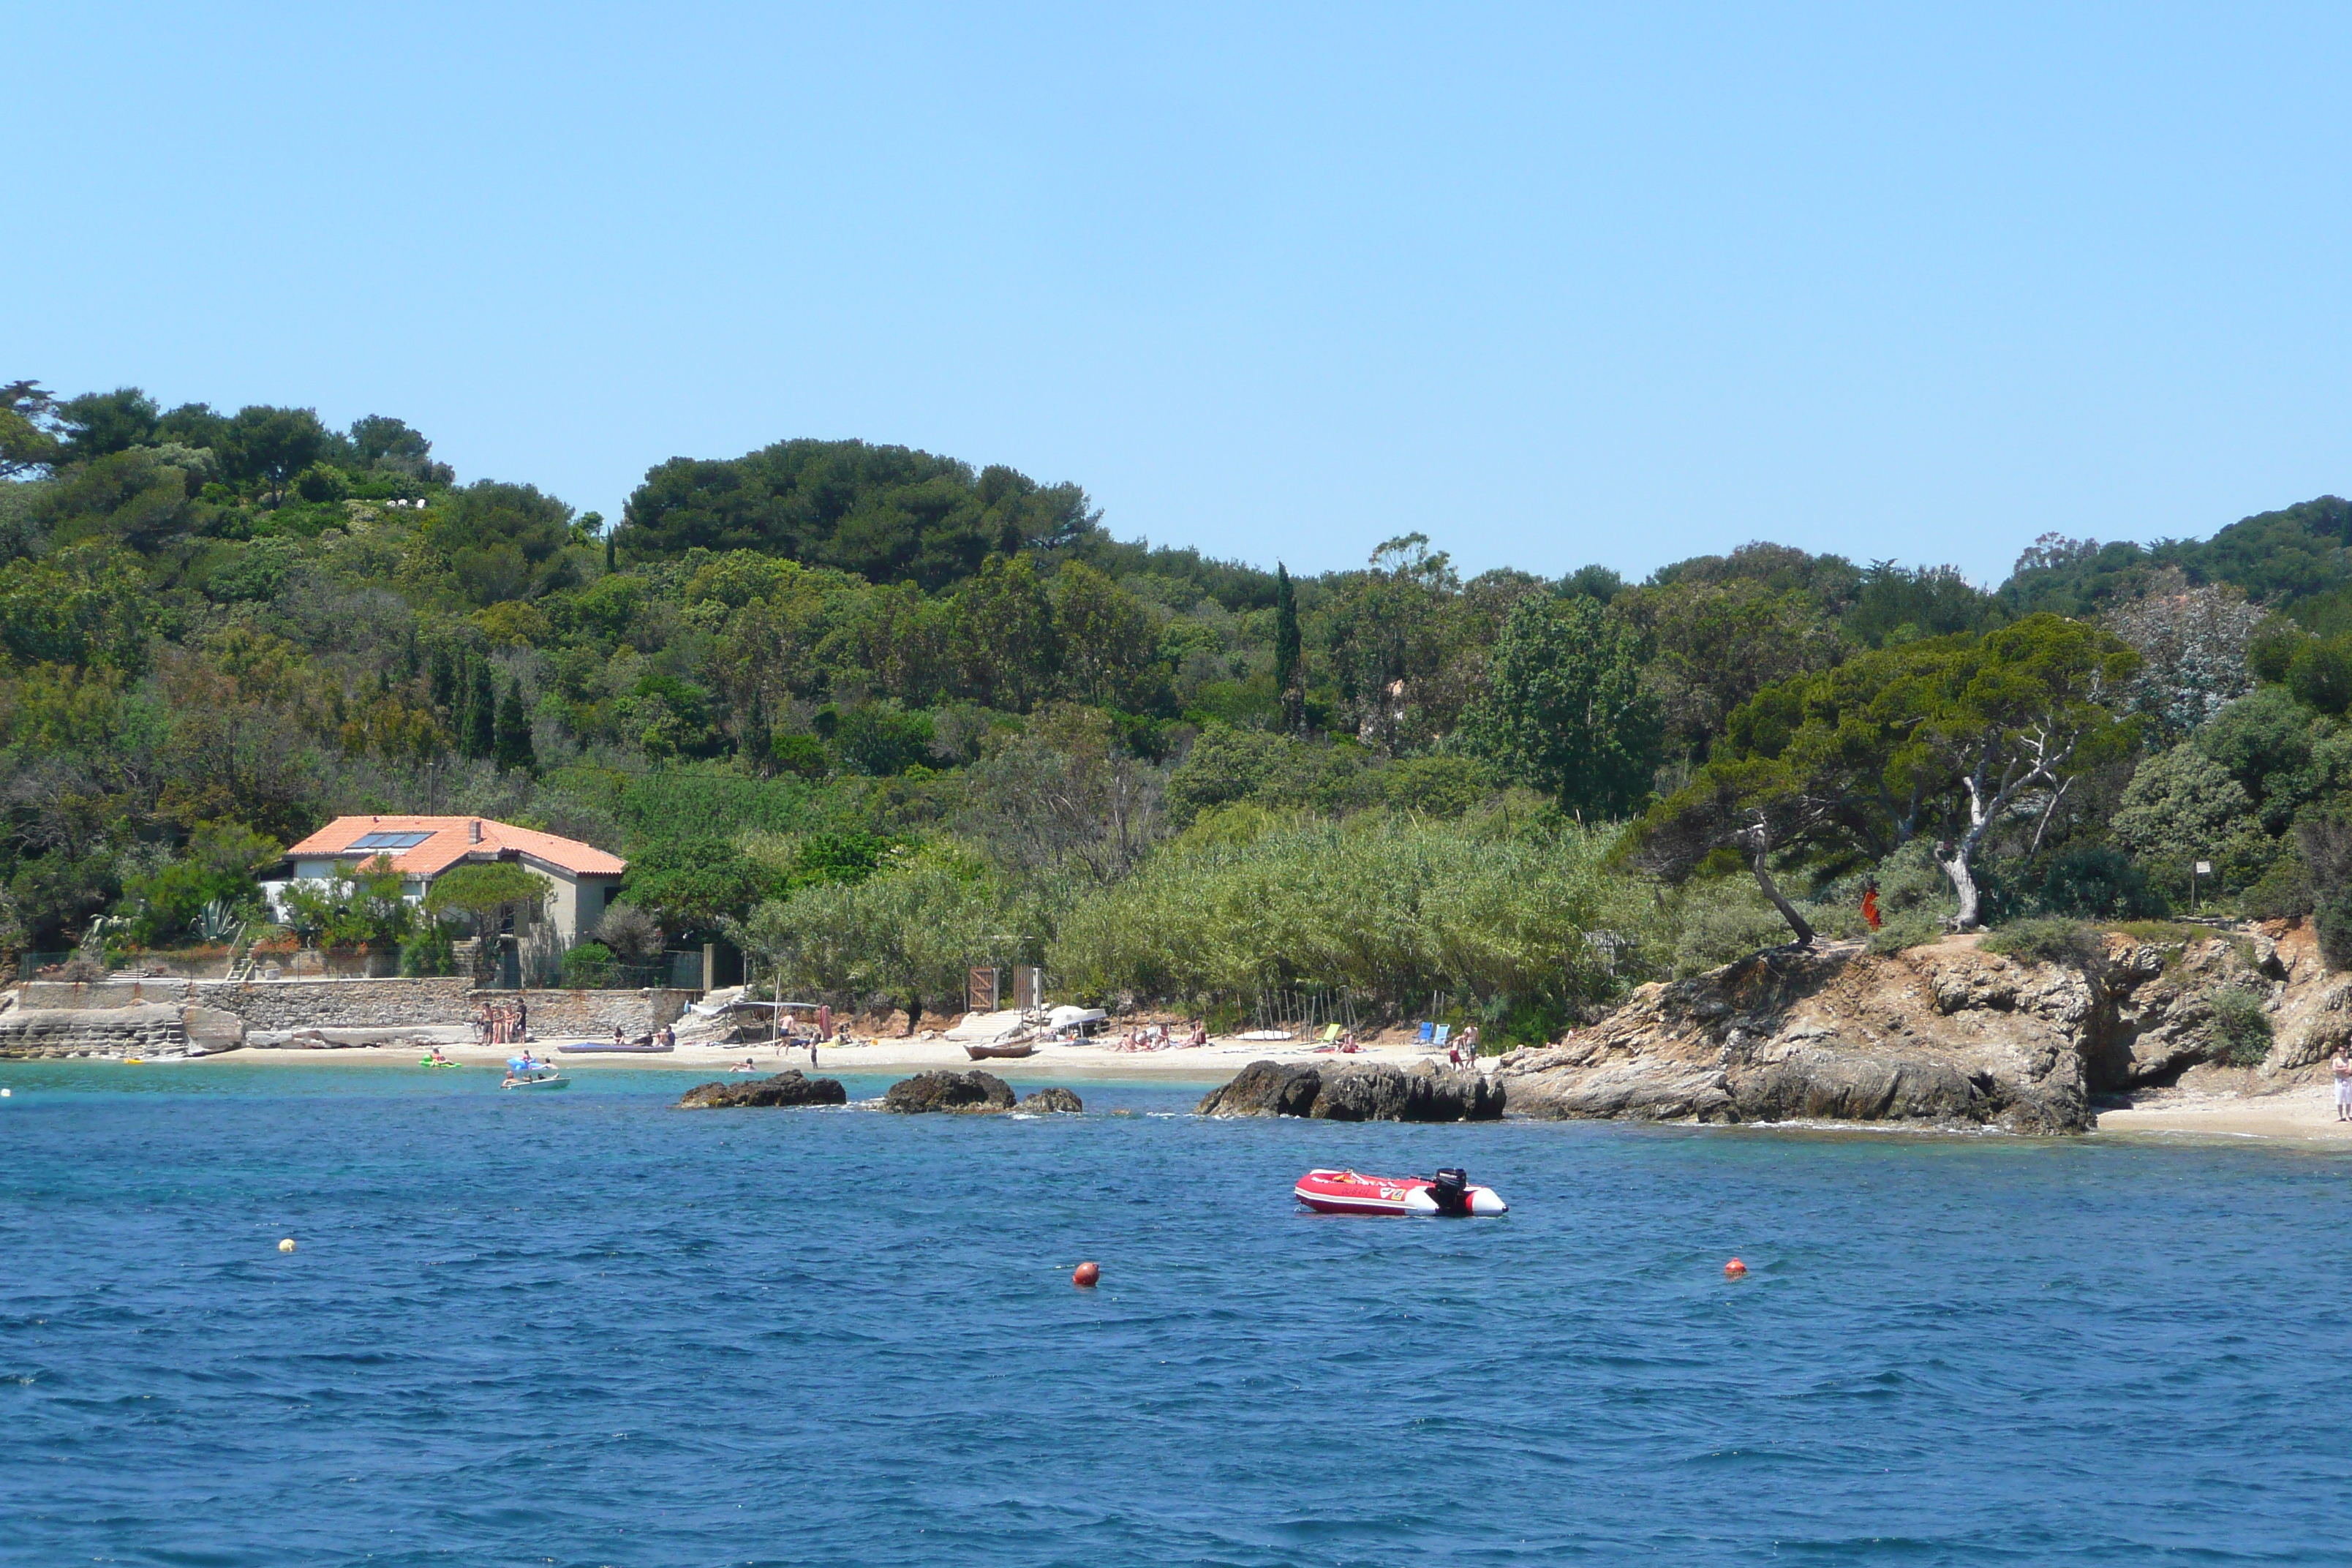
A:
[2332,1044,2351,1123]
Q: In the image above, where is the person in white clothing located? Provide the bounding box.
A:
[2332,1044,2352,1123]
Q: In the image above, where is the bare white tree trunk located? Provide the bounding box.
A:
[1938,842,1982,931]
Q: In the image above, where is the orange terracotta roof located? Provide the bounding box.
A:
[282,816,627,878]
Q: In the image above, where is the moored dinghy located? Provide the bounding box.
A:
[1294,1167,1506,1216]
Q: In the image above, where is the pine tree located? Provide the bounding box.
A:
[1274,562,1304,734]
[494,676,536,773]
[461,659,496,758]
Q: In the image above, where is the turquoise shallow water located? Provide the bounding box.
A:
[4,1060,2351,1567]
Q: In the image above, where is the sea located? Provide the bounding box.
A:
[4,1060,2351,1567]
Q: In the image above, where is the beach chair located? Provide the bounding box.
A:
[1417,1021,1435,1044]
[1433,1023,1451,1047]
[1319,1024,1342,1044]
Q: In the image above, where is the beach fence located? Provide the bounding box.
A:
[1251,987,1363,1036]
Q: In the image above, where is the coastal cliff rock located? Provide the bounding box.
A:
[883,1069,1019,1113]
[1196,1060,1504,1121]
[1496,928,2301,1133]
[1015,1087,1084,1114]
[675,1071,848,1109]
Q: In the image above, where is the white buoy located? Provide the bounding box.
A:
[278,1238,297,1254]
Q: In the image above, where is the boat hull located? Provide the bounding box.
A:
[502,1075,570,1090]
[1293,1169,1506,1216]
[964,1042,1036,1060]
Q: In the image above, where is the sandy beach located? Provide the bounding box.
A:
[200,1033,1462,1082]
[2093,1083,2352,1142]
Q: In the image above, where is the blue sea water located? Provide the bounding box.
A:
[4,1061,2351,1567]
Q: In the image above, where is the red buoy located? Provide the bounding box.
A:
[1073,1261,1101,1288]
[1724,1257,1747,1278]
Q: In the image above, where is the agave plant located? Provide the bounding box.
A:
[197,899,241,944]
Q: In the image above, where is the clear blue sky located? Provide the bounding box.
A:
[9,4,2350,585]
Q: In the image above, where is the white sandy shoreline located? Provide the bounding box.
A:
[176,1035,1456,1082]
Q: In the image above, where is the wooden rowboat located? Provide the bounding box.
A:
[964,1041,1036,1060]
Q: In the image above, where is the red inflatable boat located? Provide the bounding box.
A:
[1294,1167,1507,1217]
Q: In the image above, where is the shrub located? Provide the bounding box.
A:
[2037,845,2168,921]
[1980,917,2104,968]
[559,940,617,988]
[771,733,828,780]
[1867,911,1945,956]
[1672,883,1798,976]
[2240,850,2313,920]
[2295,799,2352,970]
[2209,989,2274,1067]
[399,921,456,976]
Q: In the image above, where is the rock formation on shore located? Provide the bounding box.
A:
[1014,1087,1084,1113]
[1195,1059,1504,1121]
[883,1069,1019,1113]
[676,1071,849,1109]
[0,998,245,1059]
[1496,925,2334,1133]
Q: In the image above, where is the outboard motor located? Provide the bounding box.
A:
[1427,1167,1472,1217]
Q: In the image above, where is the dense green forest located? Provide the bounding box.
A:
[6,377,2350,1042]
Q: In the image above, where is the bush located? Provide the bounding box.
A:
[2037,845,2168,921]
[559,940,617,988]
[1867,910,1945,955]
[2209,989,2274,1066]
[1980,917,2104,968]
[399,921,456,976]
[771,733,828,780]
[2295,799,2352,970]
[2240,850,2313,920]
[1672,882,1799,976]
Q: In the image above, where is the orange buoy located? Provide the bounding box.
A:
[1073,1261,1101,1288]
[1724,1256,1747,1278]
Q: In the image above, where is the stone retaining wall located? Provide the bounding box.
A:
[7,977,699,1040]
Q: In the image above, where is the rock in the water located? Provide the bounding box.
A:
[1494,930,2309,1134]
[1194,1060,1503,1121]
[883,1069,1018,1114]
[1014,1087,1084,1114]
[676,1071,848,1109]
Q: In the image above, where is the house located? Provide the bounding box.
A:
[271,815,627,950]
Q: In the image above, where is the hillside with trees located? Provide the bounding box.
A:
[5,374,2347,1042]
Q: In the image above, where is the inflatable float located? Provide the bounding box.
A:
[1294,1167,1507,1216]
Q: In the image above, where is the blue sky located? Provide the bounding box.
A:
[8,4,2349,584]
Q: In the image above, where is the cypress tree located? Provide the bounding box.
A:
[1274,562,1303,734]
[461,659,496,758]
[428,644,456,712]
[606,533,616,573]
[494,676,535,773]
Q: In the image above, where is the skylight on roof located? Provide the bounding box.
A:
[347,830,432,851]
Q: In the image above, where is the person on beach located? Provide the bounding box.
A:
[2333,1044,2351,1123]
[514,1000,527,1043]
[478,1003,494,1046]
[612,1025,626,1048]
[1460,1025,1480,1058]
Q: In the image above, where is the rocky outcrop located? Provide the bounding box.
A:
[0,1001,245,1059]
[883,1069,1019,1114]
[1014,1087,1084,1114]
[1497,928,2304,1134]
[1195,1060,1504,1121]
[675,1071,849,1109]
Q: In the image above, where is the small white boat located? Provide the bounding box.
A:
[502,1057,569,1090]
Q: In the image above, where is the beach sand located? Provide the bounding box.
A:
[2095,1083,2352,1142]
[203,1033,1459,1082]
